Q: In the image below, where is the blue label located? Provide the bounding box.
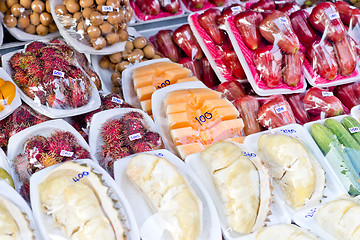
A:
[111,97,123,104]
[129,133,142,141]
[195,112,213,126]
[305,208,317,218]
[60,150,74,157]
[349,127,360,133]
[102,6,113,11]
[280,129,297,133]
[275,105,286,114]
[243,152,256,157]
[155,152,164,157]
[53,70,65,78]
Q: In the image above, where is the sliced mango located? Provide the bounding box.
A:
[0,78,4,88]
[0,81,16,108]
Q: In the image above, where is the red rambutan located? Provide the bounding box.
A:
[73,145,90,159]
[19,53,38,70]
[130,142,153,153]
[122,111,143,121]
[47,130,77,157]
[101,93,133,110]
[24,135,49,161]
[122,118,146,137]
[38,152,62,168]
[12,154,31,182]
[66,79,90,108]
[9,52,23,71]
[25,41,46,56]
[144,131,162,148]
[13,70,30,87]
[100,119,124,145]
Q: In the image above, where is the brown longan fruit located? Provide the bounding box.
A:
[45,0,50,12]
[117,29,128,42]
[133,36,147,49]
[36,24,48,35]
[125,40,133,52]
[108,61,116,71]
[109,52,122,63]
[30,12,40,25]
[99,21,112,34]
[115,61,129,72]
[3,14,17,27]
[106,32,119,45]
[111,86,121,93]
[55,4,67,15]
[96,0,106,4]
[89,11,103,26]
[17,14,29,29]
[153,54,161,59]
[65,0,79,13]
[11,3,23,17]
[79,0,93,8]
[73,11,82,22]
[19,0,31,9]
[82,7,92,18]
[143,45,155,59]
[111,72,121,87]
[99,56,110,69]
[0,1,8,13]
[91,37,107,50]
[87,25,101,38]
[25,24,36,33]
[48,23,57,32]
[127,49,144,63]
[39,12,52,26]
[106,0,120,8]
[107,11,123,25]
[6,0,18,9]
[31,0,44,13]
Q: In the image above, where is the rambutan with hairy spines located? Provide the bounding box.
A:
[9,52,23,71]
[7,122,31,138]
[122,118,146,137]
[101,93,133,110]
[18,53,38,70]
[47,130,77,157]
[38,152,62,168]
[25,41,46,56]
[130,141,153,153]
[100,145,131,175]
[66,79,90,108]
[84,109,101,127]
[24,135,49,161]
[100,119,124,145]
[19,180,30,202]
[73,145,90,159]
[122,111,143,121]
[46,93,67,109]
[27,62,44,81]
[49,38,66,44]
[13,70,30,87]
[144,131,163,148]
[12,154,31,182]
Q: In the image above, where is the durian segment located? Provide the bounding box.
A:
[0,195,34,240]
[257,134,317,208]
[38,161,125,240]
[256,224,319,240]
[200,141,260,234]
[126,153,201,240]
[316,198,360,240]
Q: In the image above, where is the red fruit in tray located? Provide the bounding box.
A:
[200,57,220,88]
[135,0,160,15]
[217,4,243,25]
[258,95,296,129]
[278,2,301,16]
[217,80,246,101]
[179,57,201,80]
[253,45,282,88]
[334,0,360,27]
[199,9,226,45]
[303,87,344,117]
[285,93,310,124]
[290,10,319,47]
[333,35,357,76]
[208,0,225,7]
[250,0,276,12]
[219,45,246,79]
[309,2,345,42]
[234,96,261,135]
[283,50,304,87]
[306,39,338,80]
[259,11,300,54]
[334,83,360,109]
[154,30,180,62]
[173,24,203,60]
[159,0,180,14]
[234,10,263,50]
[186,0,205,9]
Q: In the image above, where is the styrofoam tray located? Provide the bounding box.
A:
[88,108,162,162]
[122,58,172,109]
[224,15,307,96]
[151,81,207,156]
[185,142,294,240]
[113,149,222,240]
[0,20,3,46]
[351,105,360,122]
[244,123,346,215]
[188,13,247,83]
[0,12,60,42]
[0,148,17,188]
[30,159,140,240]
[7,119,95,193]
[138,23,186,39]
[0,67,21,121]
[2,49,101,118]
[0,181,42,239]
[49,0,138,55]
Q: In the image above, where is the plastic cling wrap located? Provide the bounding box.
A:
[130,0,184,22]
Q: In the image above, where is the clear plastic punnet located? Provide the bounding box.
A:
[113,149,221,240]
[2,40,101,118]
[30,159,140,240]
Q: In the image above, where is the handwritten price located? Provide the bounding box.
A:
[157,80,170,89]
[195,112,213,126]
[73,171,89,182]
[305,208,317,218]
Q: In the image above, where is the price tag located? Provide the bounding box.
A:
[243,152,256,157]
[231,6,242,13]
[60,150,74,157]
[329,12,340,20]
[129,133,142,141]
[155,152,164,157]
[280,129,297,133]
[279,17,288,24]
[53,70,65,78]
[73,171,89,182]
[102,6,113,12]
[305,208,317,218]
[275,105,287,114]
[111,97,123,104]
[322,91,333,97]
[349,127,360,133]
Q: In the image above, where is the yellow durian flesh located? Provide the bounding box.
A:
[316,198,360,240]
[256,224,319,240]
[200,141,260,234]
[0,200,20,239]
[258,134,316,208]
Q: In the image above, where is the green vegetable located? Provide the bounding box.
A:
[341,116,360,145]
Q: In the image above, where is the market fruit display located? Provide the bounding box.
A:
[1,0,58,35]
[126,153,201,240]
[257,134,325,208]
[200,141,271,234]
[256,224,319,240]
[8,40,97,109]
[98,111,163,175]
[12,130,90,200]
[54,0,133,50]
[234,95,261,135]
[316,197,360,240]
[0,195,34,239]
[133,61,199,117]
[98,36,161,93]
[0,79,16,111]
[38,161,126,239]
[164,88,244,158]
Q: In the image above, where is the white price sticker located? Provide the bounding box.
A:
[275,105,287,114]
[60,150,74,157]
[349,127,360,133]
[322,91,333,97]
[53,70,65,78]
[129,133,142,141]
[111,97,123,104]
[329,12,340,20]
[231,6,242,13]
[102,6,113,12]
[279,17,288,24]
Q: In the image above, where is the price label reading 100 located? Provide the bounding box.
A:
[195,112,213,126]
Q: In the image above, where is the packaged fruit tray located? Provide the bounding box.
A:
[225,15,307,96]
[185,141,292,240]
[113,149,222,240]
[2,49,101,119]
[180,0,229,13]
[30,159,140,240]
[351,105,360,122]
[0,67,21,121]
[130,0,184,22]
[0,181,42,239]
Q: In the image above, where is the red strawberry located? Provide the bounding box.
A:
[234,10,263,51]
